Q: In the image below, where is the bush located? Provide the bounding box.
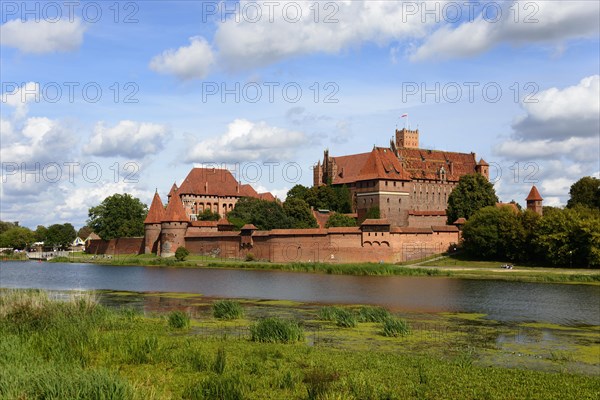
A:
[356,306,390,323]
[334,309,357,328]
[212,300,244,320]
[183,374,247,400]
[250,317,304,343]
[245,253,255,262]
[175,246,190,261]
[381,317,410,337]
[168,310,190,329]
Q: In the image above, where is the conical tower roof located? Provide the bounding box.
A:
[163,194,188,222]
[526,185,543,201]
[144,191,165,224]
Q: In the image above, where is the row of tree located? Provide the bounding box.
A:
[457,176,600,267]
[0,221,82,250]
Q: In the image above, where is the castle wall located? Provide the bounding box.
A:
[86,237,144,255]
[406,214,447,228]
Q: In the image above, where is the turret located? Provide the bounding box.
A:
[144,191,165,254]
[395,128,419,149]
[526,186,543,216]
[475,158,489,180]
[160,194,189,257]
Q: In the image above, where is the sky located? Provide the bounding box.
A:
[1,0,599,230]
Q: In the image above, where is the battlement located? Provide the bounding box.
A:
[395,128,419,149]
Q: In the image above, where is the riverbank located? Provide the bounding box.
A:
[1,289,598,399]
[46,252,600,285]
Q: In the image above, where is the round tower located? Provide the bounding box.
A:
[144,191,165,254]
[160,194,189,257]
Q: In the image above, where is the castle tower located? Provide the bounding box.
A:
[395,128,419,149]
[160,194,189,257]
[475,158,490,180]
[526,185,543,216]
[144,191,165,254]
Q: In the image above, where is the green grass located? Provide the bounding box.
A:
[1,290,599,399]
[250,317,304,343]
[381,317,411,337]
[168,310,191,329]
[212,300,244,320]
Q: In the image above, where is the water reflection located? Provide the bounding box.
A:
[1,261,599,325]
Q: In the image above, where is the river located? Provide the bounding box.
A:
[1,261,598,325]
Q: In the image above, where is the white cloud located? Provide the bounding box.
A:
[512,75,600,140]
[1,82,40,120]
[0,116,75,166]
[84,120,171,158]
[493,136,599,161]
[214,1,436,70]
[185,119,307,163]
[0,18,86,54]
[149,36,215,80]
[412,1,600,61]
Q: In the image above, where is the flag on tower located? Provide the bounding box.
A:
[401,114,408,118]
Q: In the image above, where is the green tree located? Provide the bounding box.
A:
[446,174,498,224]
[0,221,15,235]
[567,176,600,209]
[325,213,356,228]
[175,246,190,261]
[286,184,309,201]
[461,206,524,261]
[534,206,600,267]
[283,198,318,229]
[197,209,221,221]
[34,225,48,242]
[333,185,352,213]
[45,223,77,249]
[228,197,291,230]
[0,227,35,250]
[77,225,93,239]
[88,194,148,240]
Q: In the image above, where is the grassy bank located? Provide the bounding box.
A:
[49,252,600,284]
[1,290,598,399]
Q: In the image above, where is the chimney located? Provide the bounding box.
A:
[205,181,208,193]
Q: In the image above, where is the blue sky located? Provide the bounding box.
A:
[1,0,599,229]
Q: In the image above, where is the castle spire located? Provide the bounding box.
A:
[163,194,188,222]
[144,192,165,224]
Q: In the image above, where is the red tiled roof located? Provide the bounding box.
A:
[178,168,240,197]
[217,218,233,226]
[397,147,477,182]
[312,209,332,228]
[432,225,459,232]
[168,183,178,198]
[258,192,276,201]
[190,220,218,227]
[393,227,433,234]
[453,217,467,225]
[526,185,543,201]
[241,224,258,230]
[330,148,411,184]
[327,227,361,233]
[361,218,391,226]
[478,158,489,166]
[144,192,165,224]
[163,196,188,222]
[185,231,240,238]
[175,168,275,201]
[269,229,328,236]
[408,210,446,216]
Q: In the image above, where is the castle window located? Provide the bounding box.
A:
[393,181,396,187]
[387,198,390,203]
[385,181,388,186]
